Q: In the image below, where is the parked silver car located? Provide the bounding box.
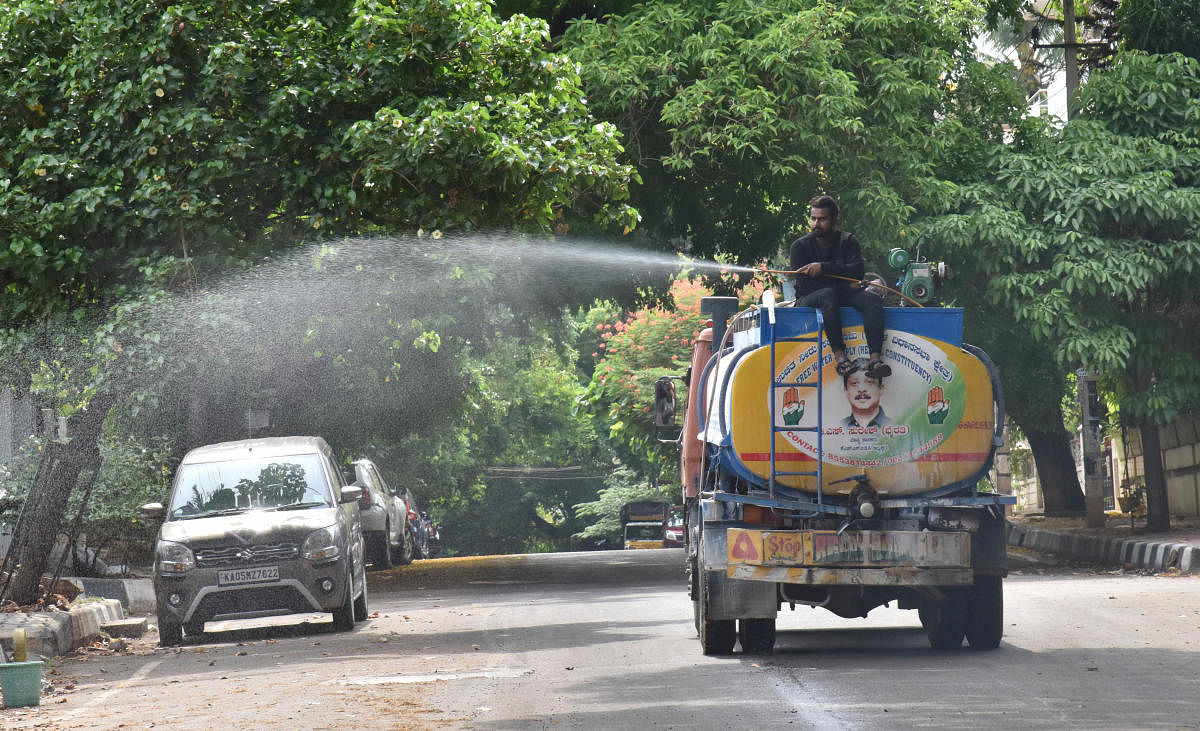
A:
[394,486,427,559]
[352,457,413,568]
[143,436,368,646]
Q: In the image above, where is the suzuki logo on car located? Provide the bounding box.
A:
[237,548,255,561]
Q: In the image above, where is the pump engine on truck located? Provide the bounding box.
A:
[653,266,1013,655]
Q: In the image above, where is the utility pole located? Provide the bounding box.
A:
[1063,0,1079,118]
[1077,369,1105,528]
[1032,1,1107,120]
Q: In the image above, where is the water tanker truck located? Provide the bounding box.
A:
[653,287,1014,655]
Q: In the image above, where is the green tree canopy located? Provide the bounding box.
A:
[1,0,637,323]
[0,0,642,463]
[0,0,643,576]
[1119,0,1200,60]
[918,50,1200,527]
[563,0,1026,263]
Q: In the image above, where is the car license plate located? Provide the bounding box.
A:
[218,566,280,585]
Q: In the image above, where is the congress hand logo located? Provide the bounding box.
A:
[927,386,951,424]
[782,387,805,426]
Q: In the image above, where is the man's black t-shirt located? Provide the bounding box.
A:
[788,231,866,298]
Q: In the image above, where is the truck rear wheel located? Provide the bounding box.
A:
[689,555,701,634]
[920,589,967,649]
[738,617,776,654]
[965,576,1003,649]
[699,569,736,655]
[687,501,701,633]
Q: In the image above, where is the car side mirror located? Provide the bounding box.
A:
[339,485,363,504]
[653,379,675,428]
[140,502,164,519]
[653,377,681,439]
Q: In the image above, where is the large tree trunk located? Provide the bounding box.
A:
[1139,419,1171,532]
[6,395,114,605]
[1025,425,1086,514]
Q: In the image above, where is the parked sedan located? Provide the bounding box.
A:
[352,458,413,568]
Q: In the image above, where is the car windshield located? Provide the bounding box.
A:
[168,454,333,519]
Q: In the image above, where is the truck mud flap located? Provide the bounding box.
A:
[703,569,777,620]
[971,519,1007,575]
[700,511,775,620]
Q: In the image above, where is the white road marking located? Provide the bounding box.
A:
[61,656,165,722]
[337,668,534,685]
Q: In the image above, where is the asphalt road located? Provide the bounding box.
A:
[4,550,1199,730]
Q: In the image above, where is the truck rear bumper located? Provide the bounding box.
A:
[728,564,973,586]
[728,527,971,567]
[713,526,974,586]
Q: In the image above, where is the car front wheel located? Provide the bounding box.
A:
[353,566,369,622]
[158,613,183,647]
[332,567,356,632]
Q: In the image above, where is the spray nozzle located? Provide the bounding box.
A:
[762,289,776,325]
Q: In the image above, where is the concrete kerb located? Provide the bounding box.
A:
[1148,543,1163,568]
[61,577,156,616]
[1132,541,1150,567]
[1067,534,1091,561]
[1101,537,1120,564]
[1181,546,1200,573]
[0,598,124,659]
[1008,525,1199,574]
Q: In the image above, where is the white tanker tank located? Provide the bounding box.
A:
[699,297,1004,501]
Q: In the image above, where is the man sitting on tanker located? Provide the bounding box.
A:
[789,195,889,379]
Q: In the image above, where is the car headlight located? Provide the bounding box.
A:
[302,525,342,563]
[158,540,196,575]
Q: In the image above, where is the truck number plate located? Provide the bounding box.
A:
[218,566,280,585]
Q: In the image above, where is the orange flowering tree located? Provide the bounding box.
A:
[581,267,772,484]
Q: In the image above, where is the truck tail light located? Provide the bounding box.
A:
[743,505,783,526]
